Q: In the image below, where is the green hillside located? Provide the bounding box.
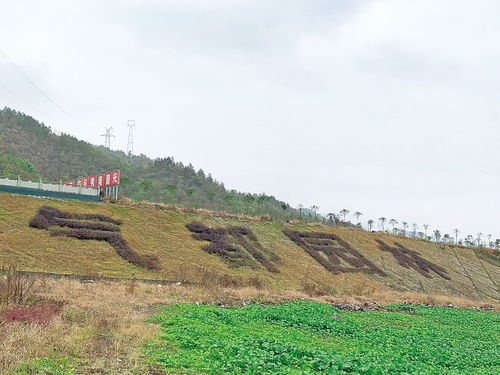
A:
[0,108,301,220]
[0,192,498,302]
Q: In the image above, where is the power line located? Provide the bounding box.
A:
[0,80,48,117]
[0,48,81,124]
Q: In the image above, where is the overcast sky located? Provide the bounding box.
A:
[1,0,499,240]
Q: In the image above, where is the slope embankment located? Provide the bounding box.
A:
[0,192,498,301]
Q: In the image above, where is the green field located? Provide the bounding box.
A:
[146,300,499,375]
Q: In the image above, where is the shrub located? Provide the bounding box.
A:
[186,222,279,273]
[283,230,386,276]
[29,206,160,270]
[375,239,450,280]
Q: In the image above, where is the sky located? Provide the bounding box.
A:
[0,0,499,241]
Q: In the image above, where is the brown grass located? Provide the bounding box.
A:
[0,274,497,374]
[1,192,499,303]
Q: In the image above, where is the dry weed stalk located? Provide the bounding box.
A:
[0,265,37,305]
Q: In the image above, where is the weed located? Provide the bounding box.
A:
[0,266,37,305]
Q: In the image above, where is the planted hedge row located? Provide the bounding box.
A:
[186,222,279,273]
[376,239,450,280]
[28,206,452,280]
[283,230,387,276]
[29,206,160,270]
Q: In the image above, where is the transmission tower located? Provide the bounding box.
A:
[101,126,115,149]
[126,120,135,155]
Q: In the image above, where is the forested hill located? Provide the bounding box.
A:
[0,108,298,218]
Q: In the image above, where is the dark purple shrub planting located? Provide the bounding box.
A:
[283,230,386,276]
[186,222,279,273]
[375,240,450,280]
[29,206,160,270]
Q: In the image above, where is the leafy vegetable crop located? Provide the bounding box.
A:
[146,300,499,374]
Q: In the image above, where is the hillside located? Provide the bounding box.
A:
[0,192,498,302]
[0,108,302,220]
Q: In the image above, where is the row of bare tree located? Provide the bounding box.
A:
[324,209,500,250]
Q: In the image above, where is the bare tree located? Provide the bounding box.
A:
[354,211,362,223]
[389,219,398,233]
[339,209,350,222]
[433,230,441,242]
[453,229,459,244]
[378,217,387,231]
[423,224,429,238]
[401,222,408,236]
[465,235,474,246]
[476,232,482,247]
[367,219,374,231]
[412,223,418,237]
[326,213,335,226]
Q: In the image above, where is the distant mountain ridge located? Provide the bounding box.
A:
[0,107,299,219]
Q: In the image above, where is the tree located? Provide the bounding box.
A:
[339,209,350,222]
[476,233,482,247]
[367,219,374,231]
[423,224,429,237]
[327,213,335,226]
[495,239,500,250]
[354,211,362,223]
[140,179,153,192]
[487,233,492,248]
[453,229,460,244]
[465,235,474,246]
[433,230,441,242]
[310,205,319,218]
[378,217,387,231]
[412,223,418,237]
[224,193,235,203]
[443,233,450,243]
[389,219,398,233]
[297,204,304,216]
[401,222,408,236]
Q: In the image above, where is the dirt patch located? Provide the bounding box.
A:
[331,301,415,313]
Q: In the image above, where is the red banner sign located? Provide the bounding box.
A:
[64,170,120,188]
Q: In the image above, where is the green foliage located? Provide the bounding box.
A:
[146,300,500,374]
[0,107,311,220]
[14,356,75,375]
[0,152,40,180]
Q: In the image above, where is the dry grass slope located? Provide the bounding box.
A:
[0,192,498,302]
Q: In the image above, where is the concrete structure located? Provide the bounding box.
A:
[0,177,100,202]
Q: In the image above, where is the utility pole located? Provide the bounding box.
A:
[126,119,135,155]
[101,126,115,149]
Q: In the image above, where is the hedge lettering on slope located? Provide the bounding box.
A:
[376,239,450,280]
[283,230,386,276]
[186,222,279,273]
[29,206,160,270]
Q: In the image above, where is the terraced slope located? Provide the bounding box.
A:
[0,192,498,301]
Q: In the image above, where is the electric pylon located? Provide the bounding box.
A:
[101,127,115,149]
[126,120,135,155]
